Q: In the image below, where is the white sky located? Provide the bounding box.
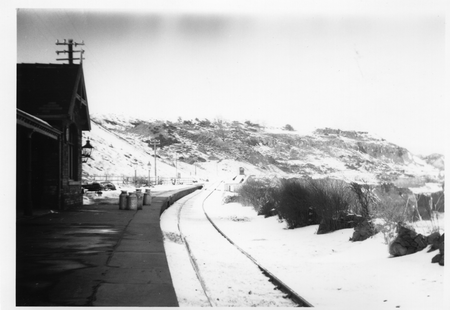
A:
[7,0,448,155]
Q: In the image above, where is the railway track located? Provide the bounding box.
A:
[174,182,313,307]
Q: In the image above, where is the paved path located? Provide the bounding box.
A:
[16,186,201,306]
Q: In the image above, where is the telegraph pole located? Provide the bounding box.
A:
[56,39,85,64]
[150,139,160,185]
[148,161,151,186]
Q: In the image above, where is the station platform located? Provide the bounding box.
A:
[15,185,202,307]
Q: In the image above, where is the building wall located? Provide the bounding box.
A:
[38,135,60,209]
[223,183,244,192]
[60,121,83,209]
[16,127,30,213]
[61,182,83,207]
[17,63,90,211]
[16,126,60,213]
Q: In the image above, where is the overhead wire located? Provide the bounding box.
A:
[52,10,84,64]
[54,10,75,40]
[31,10,59,42]
[62,9,82,40]
[28,9,58,59]
[21,9,123,111]
[28,8,105,73]
[60,9,107,73]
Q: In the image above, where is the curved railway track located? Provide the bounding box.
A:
[174,182,313,307]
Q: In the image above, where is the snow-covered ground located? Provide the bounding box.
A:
[161,185,447,309]
[82,184,200,205]
[161,185,297,307]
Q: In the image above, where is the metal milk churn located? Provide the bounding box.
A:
[127,191,138,210]
[119,190,128,210]
[136,188,143,210]
[144,188,152,205]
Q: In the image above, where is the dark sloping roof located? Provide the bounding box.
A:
[17,63,79,115]
[17,109,61,140]
[17,63,91,130]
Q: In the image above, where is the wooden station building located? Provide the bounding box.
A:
[16,62,91,215]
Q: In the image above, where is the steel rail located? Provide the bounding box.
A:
[201,183,314,307]
[176,181,313,307]
[175,187,216,307]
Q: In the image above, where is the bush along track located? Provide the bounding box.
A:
[233,177,444,265]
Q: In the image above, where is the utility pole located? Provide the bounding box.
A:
[148,161,151,186]
[56,39,85,64]
[150,139,160,185]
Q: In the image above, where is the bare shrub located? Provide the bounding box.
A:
[258,186,280,217]
[283,124,295,131]
[275,178,356,230]
[309,179,354,220]
[371,196,407,223]
[350,182,406,242]
[372,219,397,245]
[277,179,316,229]
[349,182,377,220]
[222,194,240,204]
[236,178,274,216]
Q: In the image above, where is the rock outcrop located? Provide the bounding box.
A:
[350,219,377,241]
[430,233,445,266]
[421,153,445,170]
[388,224,428,256]
[388,224,444,266]
[317,213,364,235]
[415,191,445,218]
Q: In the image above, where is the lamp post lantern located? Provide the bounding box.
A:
[81,139,94,163]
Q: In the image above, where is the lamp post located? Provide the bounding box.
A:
[81,138,94,163]
[175,155,178,181]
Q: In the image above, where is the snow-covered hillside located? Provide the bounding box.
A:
[82,116,269,183]
[82,114,444,189]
